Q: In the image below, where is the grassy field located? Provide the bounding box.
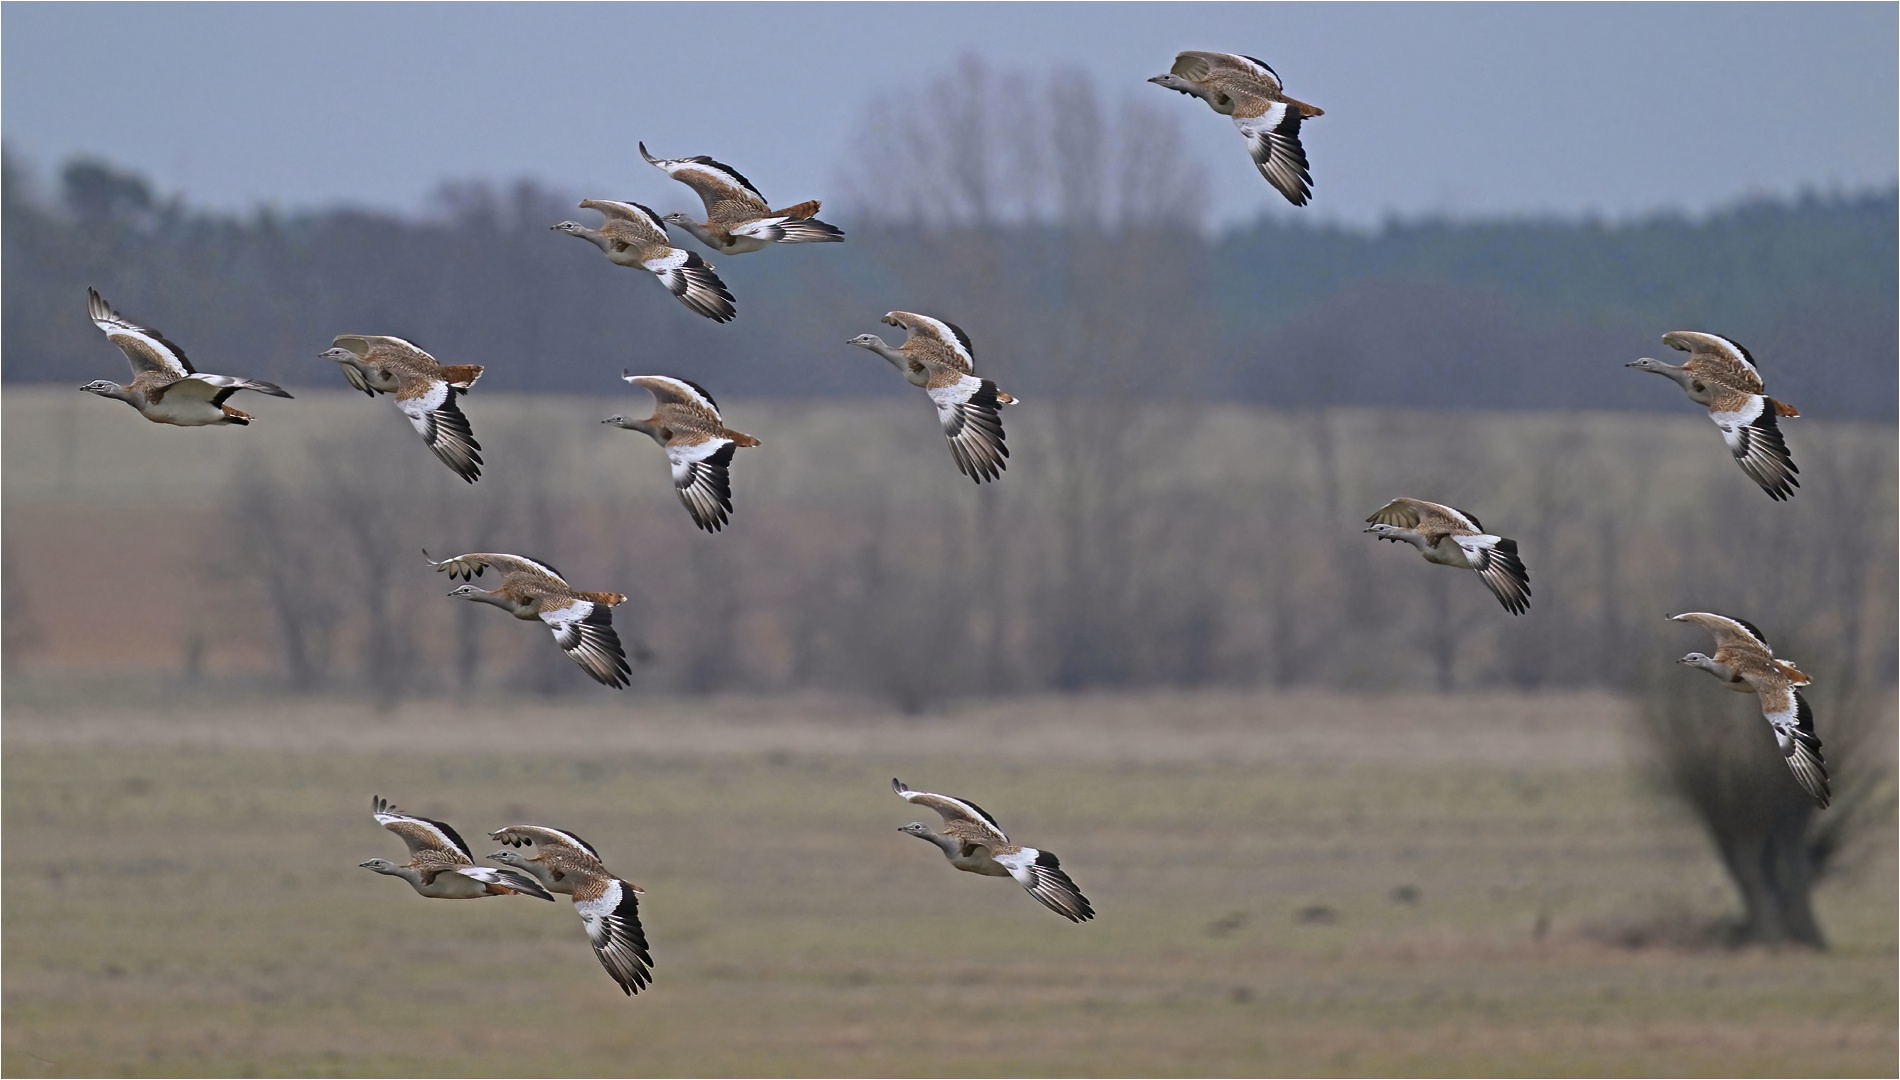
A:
[4,687,1893,1077]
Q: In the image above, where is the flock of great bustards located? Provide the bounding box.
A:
[74,51,1825,998]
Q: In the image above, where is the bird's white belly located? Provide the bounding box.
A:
[950,852,1012,878]
[719,235,771,255]
[1423,537,1473,569]
[417,872,491,899]
[144,397,225,426]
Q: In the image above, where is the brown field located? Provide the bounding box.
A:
[6,388,1894,1075]
[3,687,1894,1078]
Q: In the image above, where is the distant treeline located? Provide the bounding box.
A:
[4,151,1894,418]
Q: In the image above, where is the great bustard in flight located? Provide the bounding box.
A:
[892,779,1095,922]
[846,312,1017,483]
[360,797,554,901]
[81,287,292,425]
[604,373,761,533]
[1364,498,1532,615]
[320,335,485,482]
[1669,612,1829,808]
[1149,50,1324,206]
[1627,331,1800,500]
[552,200,736,322]
[427,552,633,688]
[489,824,655,996]
[640,142,844,254]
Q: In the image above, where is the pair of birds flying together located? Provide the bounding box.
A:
[553,143,843,323]
[361,798,653,996]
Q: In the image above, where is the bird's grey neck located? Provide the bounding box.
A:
[907,828,959,858]
[611,415,662,441]
[1383,526,1429,550]
[672,218,719,246]
[1687,656,1737,682]
[461,588,518,612]
[1637,359,1693,388]
[861,339,908,369]
[367,863,420,885]
[567,227,611,252]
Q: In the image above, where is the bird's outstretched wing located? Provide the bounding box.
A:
[992,847,1096,923]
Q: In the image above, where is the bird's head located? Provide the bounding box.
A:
[550,220,586,236]
[845,333,886,352]
[1148,73,1195,95]
[78,380,118,397]
[488,850,529,869]
[1677,651,1716,670]
[661,211,693,228]
[1626,357,1665,372]
[897,822,934,839]
[318,347,356,364]
[359,858,399,874]
[447,584,485,601]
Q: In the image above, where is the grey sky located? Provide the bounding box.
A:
[4,3,1894,230]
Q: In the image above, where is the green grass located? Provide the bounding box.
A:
[4,692,1893,1077]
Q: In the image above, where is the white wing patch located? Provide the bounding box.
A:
[1453,534,1532,616]
[1235,104,1314,207]
[927,376,1011,483]
[541,600,632,688]
[1709,397,1798,500]
[575,879,655,995]
[397,381,483,483]
[664,438,738,533]
[992,847,1096,923]
[1762,688,1830,809]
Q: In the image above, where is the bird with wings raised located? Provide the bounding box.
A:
[489,824,655,996]
[604,373,761,534]
[426,551,634,688]
[1149,50,1324,206]
[360,796,553,901]
[640,142,844,255]
[892,779,1095,922]
[320,335,485,483]
[1364,498,1532,615]
[846,311,1017,483]
[1627,331,1800,500]
[81,287,293,426]
[552,200,736,322]
[1669,612,1829,808]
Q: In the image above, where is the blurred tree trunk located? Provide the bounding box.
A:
[1712,819,1825,947]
